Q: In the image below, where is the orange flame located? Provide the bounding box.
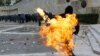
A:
[37,8,78,56]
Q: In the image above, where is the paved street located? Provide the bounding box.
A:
[0,22,99,56]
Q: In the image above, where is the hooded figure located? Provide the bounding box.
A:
[64,6,80,35]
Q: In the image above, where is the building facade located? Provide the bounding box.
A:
[0,0,100,23]
[0,0,78,15]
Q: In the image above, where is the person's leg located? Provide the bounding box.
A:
[72,51,75,56]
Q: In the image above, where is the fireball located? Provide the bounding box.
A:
[37,8,78,56]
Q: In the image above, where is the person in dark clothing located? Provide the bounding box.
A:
[64,5,80,56]
[60,6,73,18]
[63,5,80,35]
[37,6,79,56]
[58,5,79,56]
[65,6,73,14]
[36,6,79,35]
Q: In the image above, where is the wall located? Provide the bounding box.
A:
[10,0,58,14]
[10,0,74,14]
[83,0,100,8]
[0,0,79,15]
